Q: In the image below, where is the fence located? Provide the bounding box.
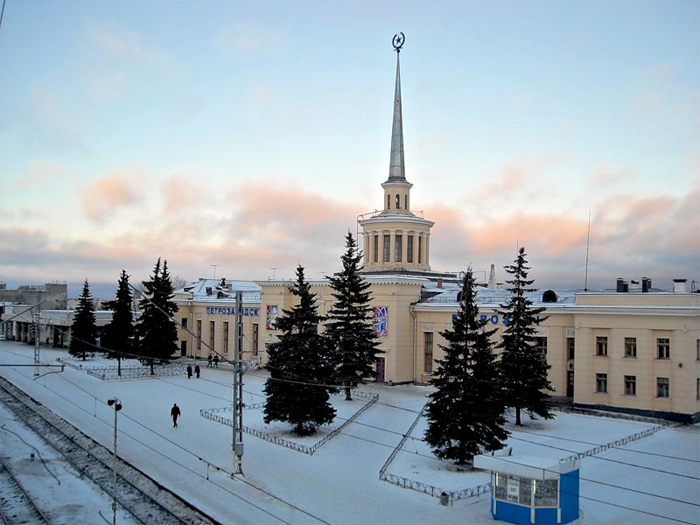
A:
[200,391,379,456]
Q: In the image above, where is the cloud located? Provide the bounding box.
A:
[87,21,168,66]
[78,166,147,222]
[15,160,71,190]
[3,176,697,295]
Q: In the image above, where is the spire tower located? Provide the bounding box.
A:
[388,33,406,183]
[358,33,434,273]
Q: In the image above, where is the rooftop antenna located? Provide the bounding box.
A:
[270,268,277,280]
[584,210,591,291]
[211,264,218,278]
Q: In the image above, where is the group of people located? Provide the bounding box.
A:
[186,363,200,379]
[207,354,219,368]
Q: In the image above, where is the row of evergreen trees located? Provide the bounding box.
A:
[69,258,179,375]
[424,247,554,464]
[263,233,382,435]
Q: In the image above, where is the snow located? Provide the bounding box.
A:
[1,341,698,524]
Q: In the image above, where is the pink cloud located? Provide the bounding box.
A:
[79,167,146,222]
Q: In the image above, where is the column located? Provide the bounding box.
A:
[425,233,431,268]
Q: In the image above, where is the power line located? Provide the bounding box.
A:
[3,348,699,520]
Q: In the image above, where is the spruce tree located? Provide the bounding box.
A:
[264,265,336,435]
[424,268,509,464]
[137,258,179,374]
[101,270,135,376]
[497,247,554,426]
[325,232,383,400]
[69,279,98,361]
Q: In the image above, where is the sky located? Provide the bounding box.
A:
[2,343,699,524]
[1,0,699,298]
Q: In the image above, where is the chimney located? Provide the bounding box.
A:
[616,278,627,293]
[642,277,651,293]
[437,279,443,289]
[673,279,687,293]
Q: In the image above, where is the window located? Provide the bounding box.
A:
[407,236,413,263]
[223,321,229,354]
[624,337,637,358]
[567,338,575,360]
[253,324,259,355]
[418,237,423,264]
[596,373,607,393]
[697,340,700,360]
[373,235,378,263]
[424,332,433,374]
[657,377,669,398]
[209,321,215,352]
[535,337,547,361]
[196,320,202,352]
[395,235,402,262]
[493,474,558,508]
[387,195,390,209]
[395,194,400,209]
[181,318,187,329]
[404,195,408,210]
[697,378,700,400]
[624,375,636,396]
[383,235,390,262]
[657,338,670,359]
[596,336,608,356]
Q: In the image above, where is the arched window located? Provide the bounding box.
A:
[405,195,408,210]
[387,195,391,209]
[395,194,400,209]
[542,290,558,303]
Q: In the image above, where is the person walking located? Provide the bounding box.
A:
[187,364,193,379]
[213,355,219,368]
[195,364,200,378]
[207,354,213,368]
[171,403,181,427]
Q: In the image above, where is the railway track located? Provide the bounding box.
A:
[0,376,217,525]
[0,456,50,525]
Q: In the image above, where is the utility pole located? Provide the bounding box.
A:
[33,289,42,376]
[232,291,244,476]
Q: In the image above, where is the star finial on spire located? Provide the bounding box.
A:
[392,32,405,53]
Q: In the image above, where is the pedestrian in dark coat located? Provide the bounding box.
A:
[213,355,219,368]
[187,364,193,379]
[195,365,200,378]
[171,403,181,427]
[207,354,213,368]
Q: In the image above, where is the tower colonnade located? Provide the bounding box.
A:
[362,229,431,271]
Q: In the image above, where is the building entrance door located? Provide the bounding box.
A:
[567,370,574,397]
[375,357,385,383]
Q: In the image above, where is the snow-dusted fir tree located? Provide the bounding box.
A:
[101,270,135,376]
[69,279,98,361]
[497,247,554,426]
[264,265,337,435]
[325,232,383,400]
[137,258,179,375]
[424,268,509,464]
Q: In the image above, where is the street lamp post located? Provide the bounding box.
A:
[107,397,122,525]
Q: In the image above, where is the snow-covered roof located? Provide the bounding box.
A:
[176,278,261,303]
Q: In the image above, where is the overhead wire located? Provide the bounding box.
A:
[4,346,699,520]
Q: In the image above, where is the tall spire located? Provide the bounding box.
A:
[388,33,406,183]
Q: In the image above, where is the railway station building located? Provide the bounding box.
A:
[173,42,700,423]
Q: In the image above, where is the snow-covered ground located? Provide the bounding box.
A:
[1,341,698,524]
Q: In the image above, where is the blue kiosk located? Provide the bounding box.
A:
[474,454,581,525]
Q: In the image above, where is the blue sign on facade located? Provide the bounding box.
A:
[205,307,259,316]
